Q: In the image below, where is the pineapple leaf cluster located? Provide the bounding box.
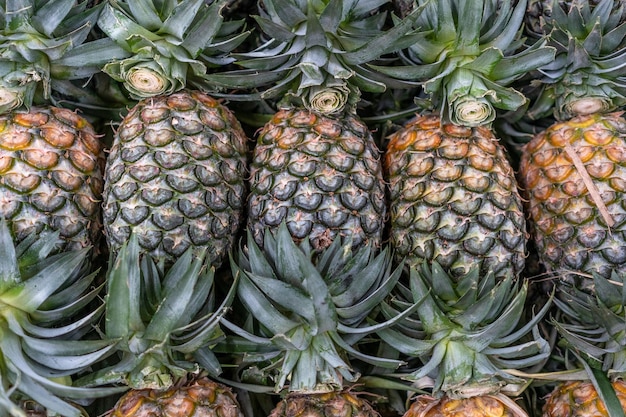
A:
[372,0,556,126]
[207,0,422,114]
[98,0,249,99]
[378,262,552,399]
[528,0,626,120]
[76,234,237,392]
[0,220,122,417]
[224,223,411,394]
[0,0,127,113]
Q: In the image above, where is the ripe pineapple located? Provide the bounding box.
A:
[77,234,243,417]
[0,220,121,417]
[226,223,408,417]
[385,115,527,278]
[0,0,126,251]
[519,0,626,283]
[0,107,105,252]
[207,0,422,251]
[377,262,552,417]
[375,0,555,278]
[98,0,250,267]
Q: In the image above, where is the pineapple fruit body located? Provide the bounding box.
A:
[107,378,243,417]
[269,392,379,417]
[0,107,105,251]
[520,112,626,280]
[404,393,530,417]
[385,115,527,278]
[248,108,386,250]
[103,90,249,267]
[543,380,626,417]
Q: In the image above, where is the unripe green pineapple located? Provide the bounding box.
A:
[103,90,248,267]
[248,108,386,251]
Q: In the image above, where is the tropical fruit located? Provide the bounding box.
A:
[102,90,248,267]
[385,114,527,278]
[206,0,421,251]
[98,0,250,267]
[519,0,626,283]
[0,0,125,251]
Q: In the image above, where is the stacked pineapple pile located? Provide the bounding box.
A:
[0,0,626,417]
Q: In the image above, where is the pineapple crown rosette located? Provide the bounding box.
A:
[0,220,123,417]
[540,271,626,417]
[377,262,552,402]
[206,0,424,116]
[222,224,415,395]
[96,0,249,100]
[526,0,626,121]
[76,234,237,392]
[371,0,556,126]
[0,0,128,113]
[552,271,626,382]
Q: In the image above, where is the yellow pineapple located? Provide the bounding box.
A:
[519,0,626,284]
[0,0,126,252]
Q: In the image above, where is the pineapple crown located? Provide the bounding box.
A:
[552,272,626,381]
[223,223,412,394]
[76,234,236,392]
[206,0,423,115]
[372,0,556,126]
[528,0,626,120]
[0,220,121,417]
[377,262,552,399]
[0,0,128,113]
[97,0,249,100]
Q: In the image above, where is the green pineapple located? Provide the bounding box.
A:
[206,0,421,251]
[519,0,626,283]
[0,220,121,417]
[99,0,250,267]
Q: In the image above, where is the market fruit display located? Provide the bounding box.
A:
[0,0,625,417]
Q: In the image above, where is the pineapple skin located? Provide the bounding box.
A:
[108,378,244,417]
[404,394,524,417]
[103,90,249,267]
[269,392,379,417]
[248,108,387,251]
[385,114,527,278]
[0,107,105,251]
[520,113,626,281]
[543,380,626,417]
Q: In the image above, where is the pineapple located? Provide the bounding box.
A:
[519,0,626,284]
[374,0,555,278]
[76,234,243,417]
[0,0,127,251]
[98,0,250,267]
[225,223,409,417]
[377,262,552,417]
[206,0,422,251]
[541,271,626,416]
[102,90,249,267]
[385,115,527,278]
[0,219,121,417]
